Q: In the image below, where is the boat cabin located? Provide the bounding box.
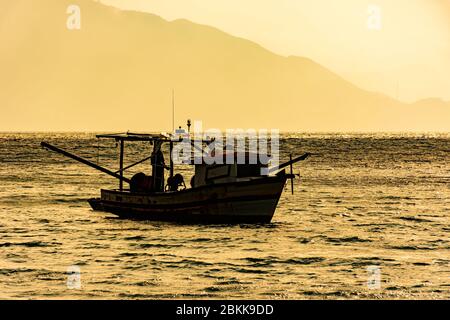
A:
[191,152,269,188]
[92,132,272,193]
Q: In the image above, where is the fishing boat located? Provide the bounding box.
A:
[41,130,309,224]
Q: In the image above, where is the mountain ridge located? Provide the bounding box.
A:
[0,0,448,132]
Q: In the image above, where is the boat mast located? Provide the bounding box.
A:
[169,141,174,179]
[172,89,175,133]
[170,89,175,179]
[119,139,124,191]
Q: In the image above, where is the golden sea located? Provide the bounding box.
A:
[0,133,449,299]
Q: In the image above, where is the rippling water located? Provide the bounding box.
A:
[0,133,449,299]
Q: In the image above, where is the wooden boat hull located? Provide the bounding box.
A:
[88,176,287,223]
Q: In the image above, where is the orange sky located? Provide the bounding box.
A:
[102,0,450,102]
[0,0,449,132]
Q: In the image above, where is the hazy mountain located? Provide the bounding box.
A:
[0,0,449,132]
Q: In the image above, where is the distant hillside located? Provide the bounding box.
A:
[0,0,449,131]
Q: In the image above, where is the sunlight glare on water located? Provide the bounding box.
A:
[0,133,449,299]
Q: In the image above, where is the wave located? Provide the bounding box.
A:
[0,241,61,247]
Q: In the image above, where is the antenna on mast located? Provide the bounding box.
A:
[172,89,175,133]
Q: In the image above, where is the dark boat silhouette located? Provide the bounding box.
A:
[41,131,309,224]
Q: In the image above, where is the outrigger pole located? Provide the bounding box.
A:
[268,153,310,174]
[41,142,131,184]
[114,155,152,174]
